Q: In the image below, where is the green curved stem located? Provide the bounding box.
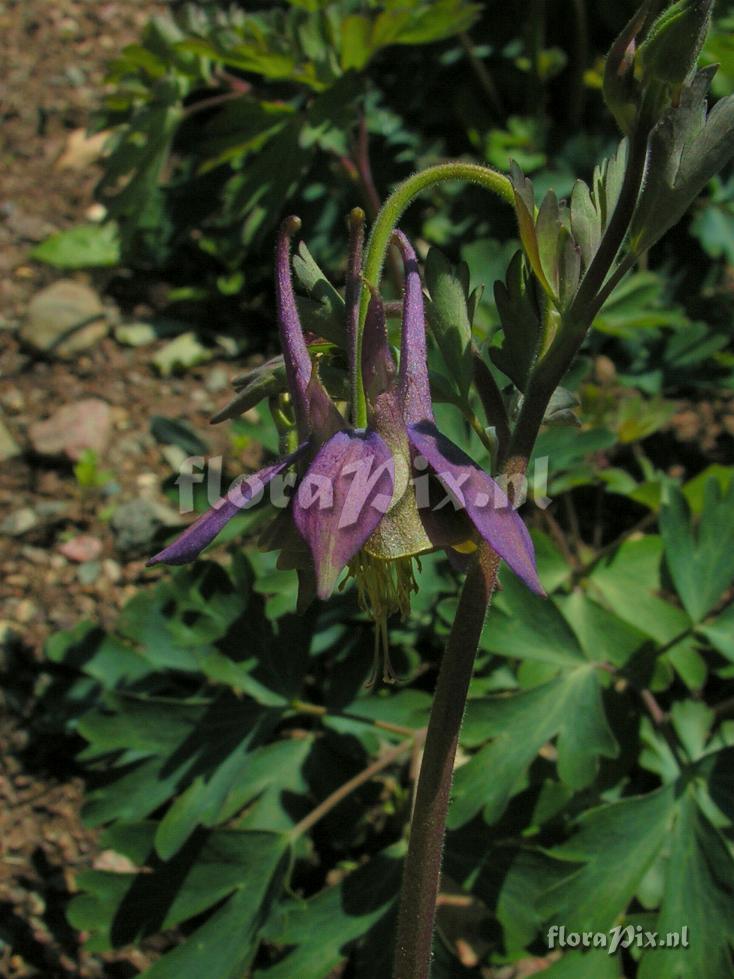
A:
[353,162,515,427]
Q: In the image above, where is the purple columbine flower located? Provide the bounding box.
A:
[148,216,543,677]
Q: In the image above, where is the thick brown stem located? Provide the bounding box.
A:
[392,544,500,979]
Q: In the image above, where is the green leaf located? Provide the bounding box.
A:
[230,739,312,831]
[483,115,546,173]
[593,271,689,338]
[339,14,373,71]
[222,121,314,247]
[588,536,694,648]
[324,689,431,753]
[69,827,288,961]
[480,573,586,667]
[152,332,213,376]
[97,84,183,248]
[425,248,475,400]
[451,667,617,827]
[510,163,555,299]
[79,694,281,845]
[557,591,650,667]
[491,250,541,390]
[31,223,121,269]
[660,479,734,623]
[570,178,601,270]
[142,865,287,979]
[532,530,573,593]
[589,535,706,690]
[629,68,734,254]
[292,240,346,346]
[195,96,294,174]
[446,837,570,958]
[150,416,209,455]
[638,792,734,979]
[45,621,152,689]
[569,139,627,271]
[537,785,676,932]
[377,0,480,47]
[533,426,616,483]
[257,846,403,978]
[699,604,734,661]
[536,190,564,298]
[616,393,676,444]
[212,357,288,423]
[690,178,734,265]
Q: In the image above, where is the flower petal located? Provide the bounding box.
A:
[292,430,394,599]
[276,217,312,432]
[361,287,396,404]
[276,217,341,439]
[407,420,544,594]
[147,445,307,566]
[345,208,365,396]
[393,231,434,425]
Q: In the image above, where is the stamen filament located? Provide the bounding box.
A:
[346,552,419,687]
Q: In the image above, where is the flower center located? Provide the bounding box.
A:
[344,551,419,686]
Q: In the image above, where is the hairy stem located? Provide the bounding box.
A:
[354,162,514,426]
[392,544,500,979]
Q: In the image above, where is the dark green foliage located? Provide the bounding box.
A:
[46,467,734,975]
[33,2,734,976]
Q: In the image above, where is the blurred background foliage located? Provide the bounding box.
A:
[29,0,734,976]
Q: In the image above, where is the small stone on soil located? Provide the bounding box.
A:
[20,279,108,358]
[29,398,111,460]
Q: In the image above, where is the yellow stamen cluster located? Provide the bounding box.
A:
[344,552,420,686]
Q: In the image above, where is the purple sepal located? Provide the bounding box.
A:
[361,288,396,405]
[305,372,344,446]
[276,218,312,434]
[147,445,306,567]
[407,420,544,595]
[292,430,394,599]
[276,217,340,441]
[393,231,434,425]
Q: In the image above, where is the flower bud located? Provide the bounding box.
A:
[637,0,713,88]
[603,2,656,135]
[603,0,714,135]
